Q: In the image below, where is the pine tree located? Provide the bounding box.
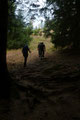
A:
[45,0,80,48]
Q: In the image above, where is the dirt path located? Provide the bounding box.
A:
[6,49,80,120]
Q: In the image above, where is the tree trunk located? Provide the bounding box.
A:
[0,0,11,98]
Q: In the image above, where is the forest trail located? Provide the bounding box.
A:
[7,50,80,120]
[5,36,80,120]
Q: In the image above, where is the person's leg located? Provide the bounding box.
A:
[39,50,41,57]
[39,50,42,59]
[24,56,27,67]
[42,50,44,57]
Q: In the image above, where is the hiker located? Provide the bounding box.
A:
[38,42,46,59]
[22,45,31,67]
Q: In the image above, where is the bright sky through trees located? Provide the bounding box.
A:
[16,0,46,28]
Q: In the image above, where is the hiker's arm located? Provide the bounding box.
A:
[29,48,31,53]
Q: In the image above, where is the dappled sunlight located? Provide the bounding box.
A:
[7,35,53,70]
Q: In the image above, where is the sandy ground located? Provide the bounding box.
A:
[4,48,80,120]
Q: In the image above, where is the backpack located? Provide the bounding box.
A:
[39,43,45,51]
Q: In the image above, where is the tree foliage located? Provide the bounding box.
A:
[44,0,80,48]
[7,0,33,49]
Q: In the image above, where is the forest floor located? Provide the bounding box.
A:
[1,36,80,120]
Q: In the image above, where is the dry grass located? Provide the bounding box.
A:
[30,35,54,51]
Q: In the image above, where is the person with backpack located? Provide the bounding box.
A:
[38,42,46,59]
[22,45,31,67]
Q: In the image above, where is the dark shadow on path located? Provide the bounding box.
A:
[6,49,80,120]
